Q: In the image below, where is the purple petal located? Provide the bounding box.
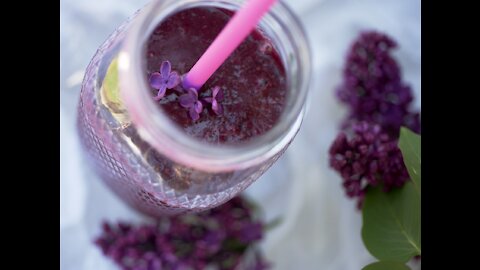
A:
[215,88,224,101]
[189,107,200,121]
[212,100,223,115]
[215,105,224,115]
[153,85,167,100]
[149,72,164,89]
[179,93,195,108]
[194,101,203,114]
[203,97,213,103]
[160,61,171,77]
[187,88,198,99]
[212,99,218,111]
[166,72,180,88]
[212,86,220,97]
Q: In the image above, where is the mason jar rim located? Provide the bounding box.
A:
[119,0,311,172]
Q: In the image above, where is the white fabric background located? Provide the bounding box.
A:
[60,0,421,269]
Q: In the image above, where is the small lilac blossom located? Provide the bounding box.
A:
[204,86,224,115]
[149,60,180,100]
[179,88,203,121]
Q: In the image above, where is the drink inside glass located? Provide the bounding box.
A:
[77,0,310,217]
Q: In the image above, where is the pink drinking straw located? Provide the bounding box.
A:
[182,0,278,90]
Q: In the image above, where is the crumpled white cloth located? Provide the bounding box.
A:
[60,0,421,269]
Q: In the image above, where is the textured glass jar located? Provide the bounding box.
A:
[77,0,311,217]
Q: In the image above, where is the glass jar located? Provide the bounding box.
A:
[77,0,311,217]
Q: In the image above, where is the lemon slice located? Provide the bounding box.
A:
[101,56,125,114]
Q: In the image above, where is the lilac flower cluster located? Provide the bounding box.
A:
[336,31,420,136]
[330,31,419,207]
[178,86,223,121]
[149,61,223,121]
[95,196,270,270]
[329,122,409,207]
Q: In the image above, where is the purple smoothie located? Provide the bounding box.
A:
[144,7,287,144]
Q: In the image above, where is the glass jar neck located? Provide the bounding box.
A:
[119,0,311,172]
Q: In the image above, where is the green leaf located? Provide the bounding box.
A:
[362,261,411,270]
[398,127,421,193]
[362,182,421,262]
